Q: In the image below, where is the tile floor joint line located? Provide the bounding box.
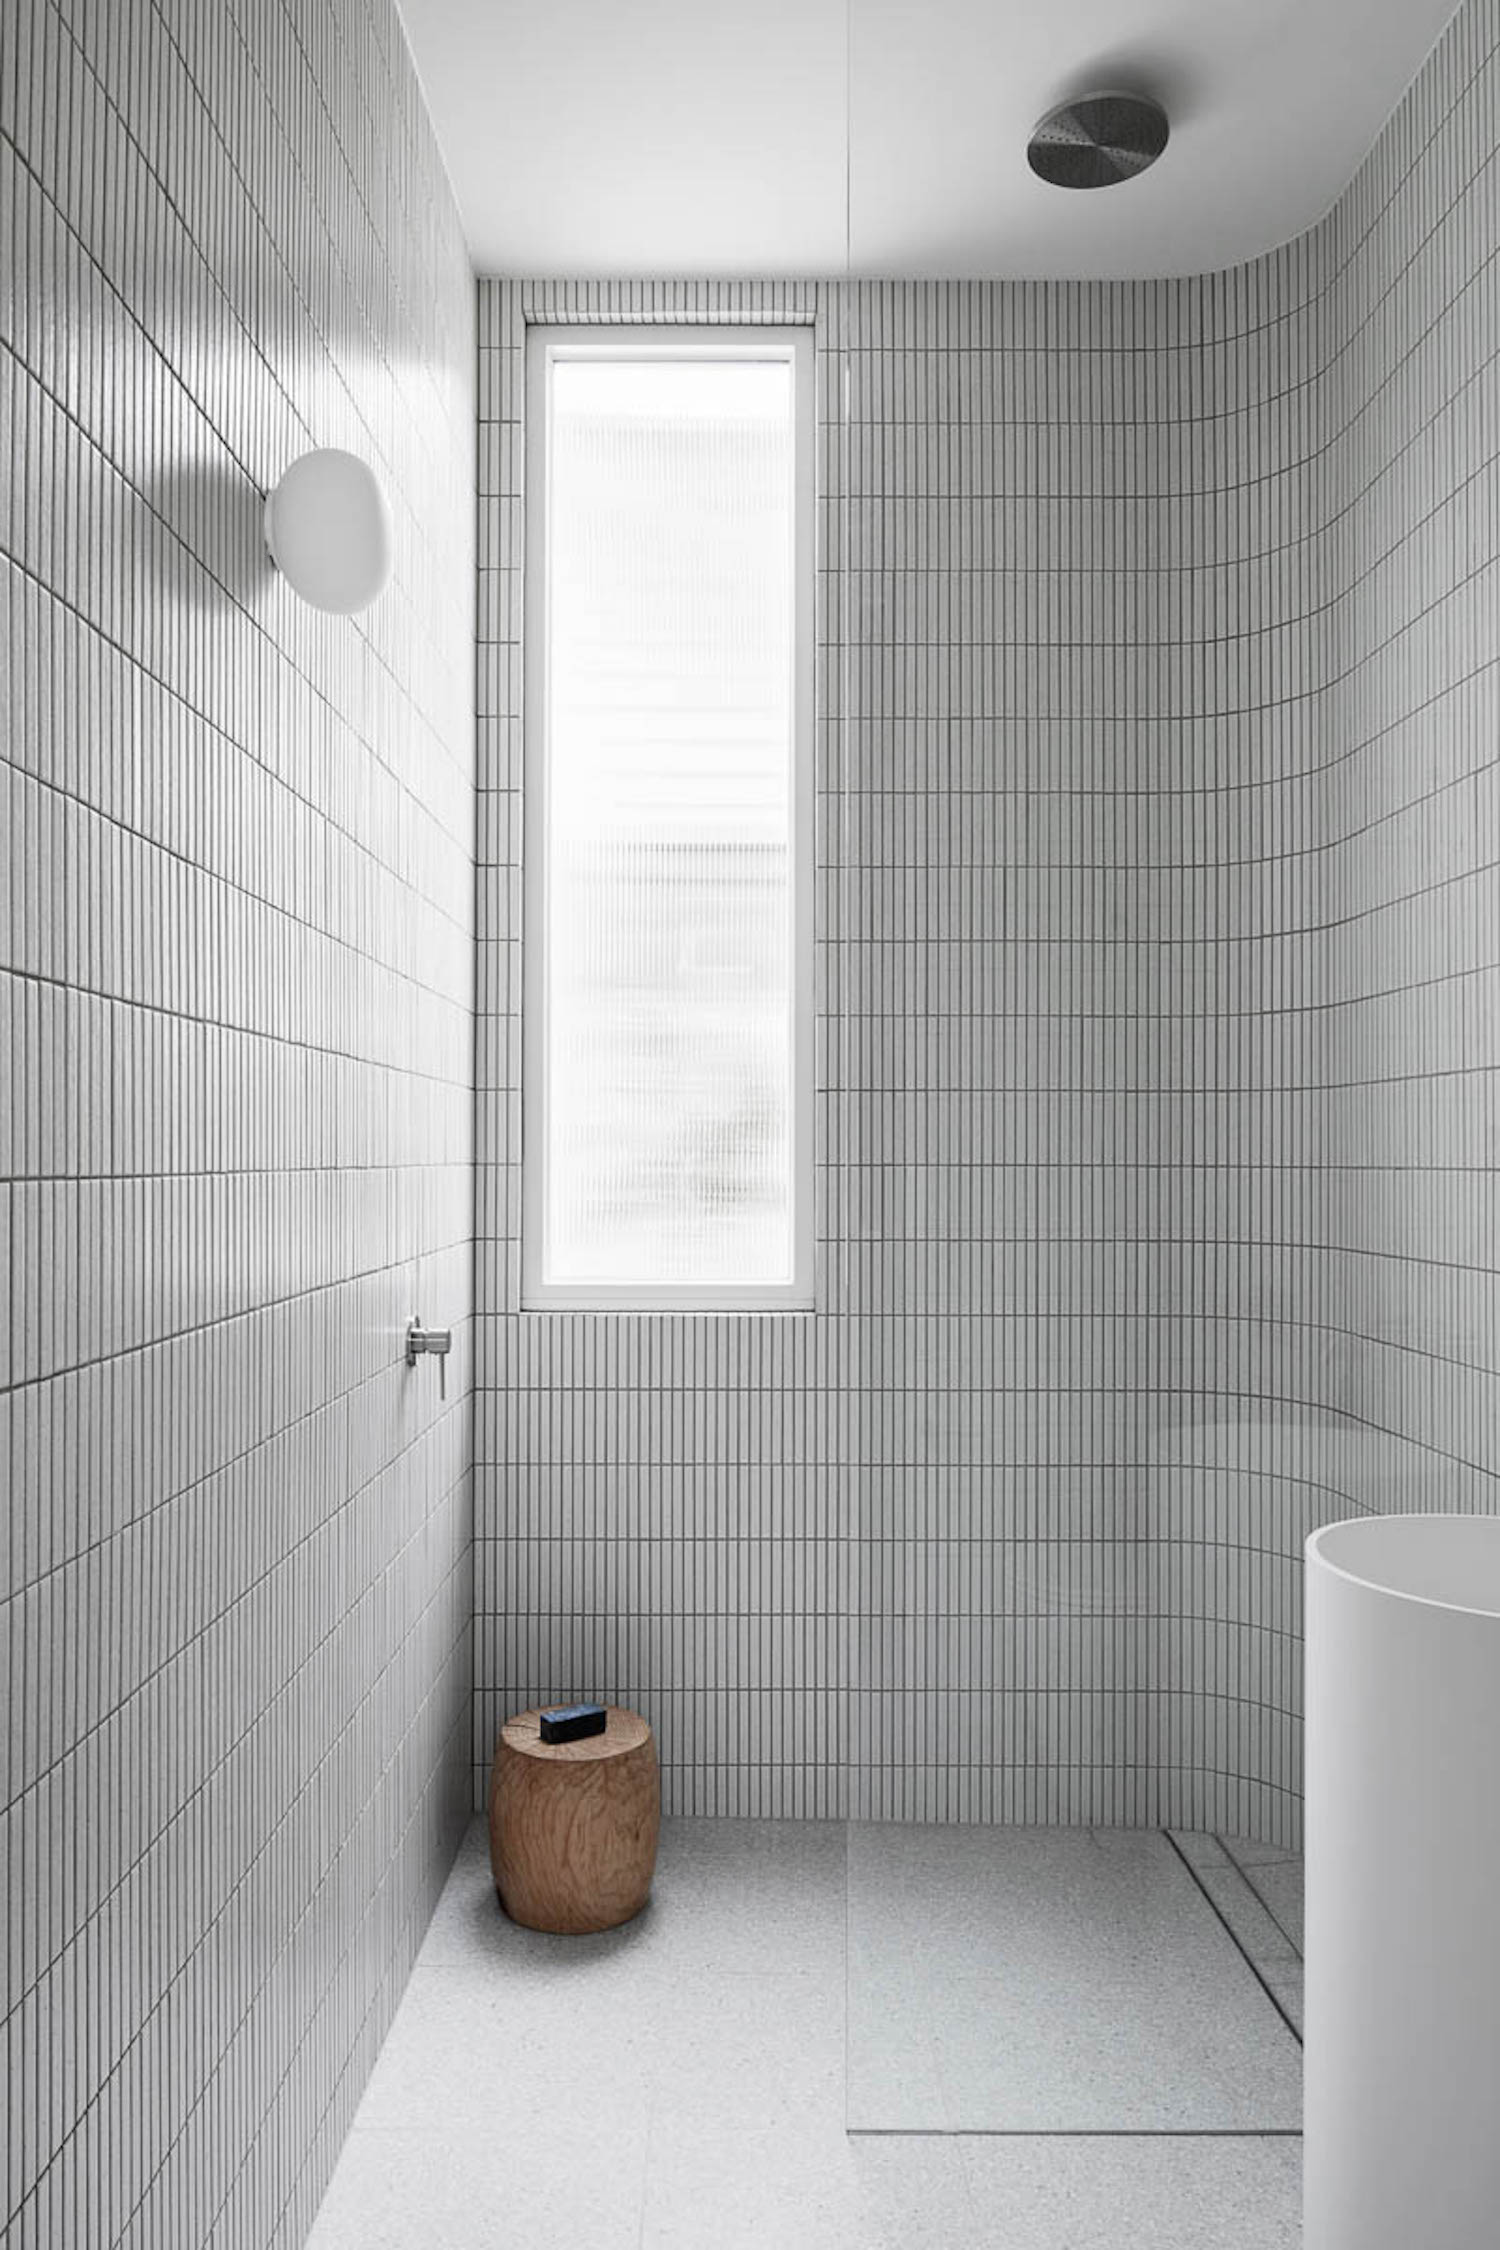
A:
[313,1822,1307,2242]
[1164,1833,1304,2052]
[1222,1840,1305,1961]
[844,2128,1307,2140]
[848,1826,1301,2135]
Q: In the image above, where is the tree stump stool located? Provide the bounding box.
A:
[488,1706,660,1934]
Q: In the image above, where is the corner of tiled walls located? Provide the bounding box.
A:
[472,0,1500,1850]
[836,254,1338,1837]
[471,257,1347,1835]
[1,2,476,2245]
[8,0,1500,2232]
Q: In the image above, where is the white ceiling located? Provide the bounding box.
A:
[395,0,1463,280]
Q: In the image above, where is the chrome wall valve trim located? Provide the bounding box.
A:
[405,1316,453,1400]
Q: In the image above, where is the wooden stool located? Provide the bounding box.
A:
[488,1706,659,1934]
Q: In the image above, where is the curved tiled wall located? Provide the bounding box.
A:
[474,0,1500,1843]
[7,2,1496,2244]
[1275,0,1500,1829]
[836,251,1335,1831]
[1175,0,1500,1847]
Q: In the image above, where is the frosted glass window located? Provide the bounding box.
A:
[523,330,813,1308]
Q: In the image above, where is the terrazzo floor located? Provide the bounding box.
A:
[848,1825,1301,2130]
[308,1820,1305,2248]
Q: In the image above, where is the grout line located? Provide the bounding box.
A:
[846,2127,1304,2139]
[845,1827,1303,2141]
[1166,1833,1304,2050]
[1222,1843,1306,1961]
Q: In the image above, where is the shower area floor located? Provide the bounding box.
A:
[308,1821,1303,2249]
[849,1825,1302,2132]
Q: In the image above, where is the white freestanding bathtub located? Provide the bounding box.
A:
[1304,1513,1500,2249]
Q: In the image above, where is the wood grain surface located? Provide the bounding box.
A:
[488,1705,660,1934]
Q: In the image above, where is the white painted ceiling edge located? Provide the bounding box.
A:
[395,0,1465,280]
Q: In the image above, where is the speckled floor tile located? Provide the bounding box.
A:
[640,2124,870,2249]
[1168,1830,1233,1870]
[312,1823,1306,2249]
[847,1827,1302,2130]
[1220,1833,1302,1869]
[1240,1857,1305,1953]
[1258,1959,1306,2037]
[307,2124,648,2250]
[961,2134,1302,2248]
[420,1817,847,1979]
[1195,1867,1302,1970]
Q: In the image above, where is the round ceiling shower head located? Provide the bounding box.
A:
[1027,90,1169,190]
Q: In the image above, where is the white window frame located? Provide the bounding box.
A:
[521,324,816,1313]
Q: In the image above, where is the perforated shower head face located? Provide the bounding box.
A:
[1027,91,1170,190]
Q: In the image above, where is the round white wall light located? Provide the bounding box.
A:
[264,448,394,614]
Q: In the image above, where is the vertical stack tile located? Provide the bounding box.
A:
[473,0,1500,1851]
[1,1,477,2245]
[473,280,846,1821]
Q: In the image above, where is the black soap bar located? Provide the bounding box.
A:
[539,1703,607,1744]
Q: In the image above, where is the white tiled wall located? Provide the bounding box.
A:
[1,2,476,2245]
[473,260,1335,1829]
[1313,0,1500,1695]
[11,3,1500,2233]
[474,0,1500,1839]
[474,280,846,1818]
[1170,0,1500,1846]
[839,255,1336,1835]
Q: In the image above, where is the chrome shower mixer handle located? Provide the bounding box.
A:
[405,1316,453,1400]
